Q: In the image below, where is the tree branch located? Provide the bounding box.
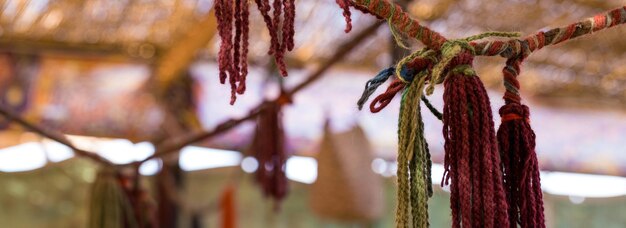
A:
[139,21,384,164]
[0,104,114,166]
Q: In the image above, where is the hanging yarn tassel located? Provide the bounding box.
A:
[251,101,289,207]
[441,51,509,228]
[220,184,237,228]
[88,168,138,228]
[234,0,250,95]
[216,0,296,104]
[497,54,545,227]
[216,0,242,104]
[396,74,433,228]
[254,0,295,77]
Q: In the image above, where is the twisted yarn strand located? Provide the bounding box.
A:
[397,76,430,228]
[497,54,546,227]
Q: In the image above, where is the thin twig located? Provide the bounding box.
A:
[138,21,384,164]
[0,104,114,166]
[0,22,384,167]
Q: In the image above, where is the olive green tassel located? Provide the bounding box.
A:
[396,75,433,228]
[88,168,138,228]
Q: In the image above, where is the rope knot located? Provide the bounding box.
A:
[499,103,530,122]
[426,32,521,95]
[426,39,474,95]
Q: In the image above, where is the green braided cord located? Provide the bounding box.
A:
[450,64,477,76]
[389,21,411,50]
[397,75,430,228]
[464,31,521,42]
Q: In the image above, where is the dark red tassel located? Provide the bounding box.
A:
[254,0,294,77]
[442,52,509,228]
[236,0,250,95]
[251,102,289,207]
[497,57,545,228]
[216,0,294,104]
[220,184,237,228]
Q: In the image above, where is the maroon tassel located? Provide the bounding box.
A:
[254,0,294,77]
[497,57,545,227]
[216,0,249,104]
[442,52,509,228]
[216,0,295,104]
[251,101,289,207]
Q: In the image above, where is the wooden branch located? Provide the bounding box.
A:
[0,104,114,166]
[0,21,383,167]
[138,110,261,164]
[138,21,384,164]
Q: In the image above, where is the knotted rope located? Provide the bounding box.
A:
[347,4,625,226]
[357,30,520,227]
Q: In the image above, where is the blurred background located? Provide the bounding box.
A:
[0,0,626,227]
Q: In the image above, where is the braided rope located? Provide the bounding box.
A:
[398,75,430,227]
[476,6,626,57]
[351,0,448,50]
[350,0,626,58]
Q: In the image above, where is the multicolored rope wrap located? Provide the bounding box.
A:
[216,0,296,104]
[349,0,626,227]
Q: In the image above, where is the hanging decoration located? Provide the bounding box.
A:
[394,70,433,227]
[348,0,626,227]
[497,40,545,227]
[88,168,138,228]
[215,0,296,104]
[220,184,238,228]
[250,101,289,207]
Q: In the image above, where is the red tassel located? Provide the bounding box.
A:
[251,102,289,207]
[220,185,237,228]
[254,0,294,77]
[236,0,250,95]
[497,57,545,228]
[442,52,509,228]
[216,0,294,104]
